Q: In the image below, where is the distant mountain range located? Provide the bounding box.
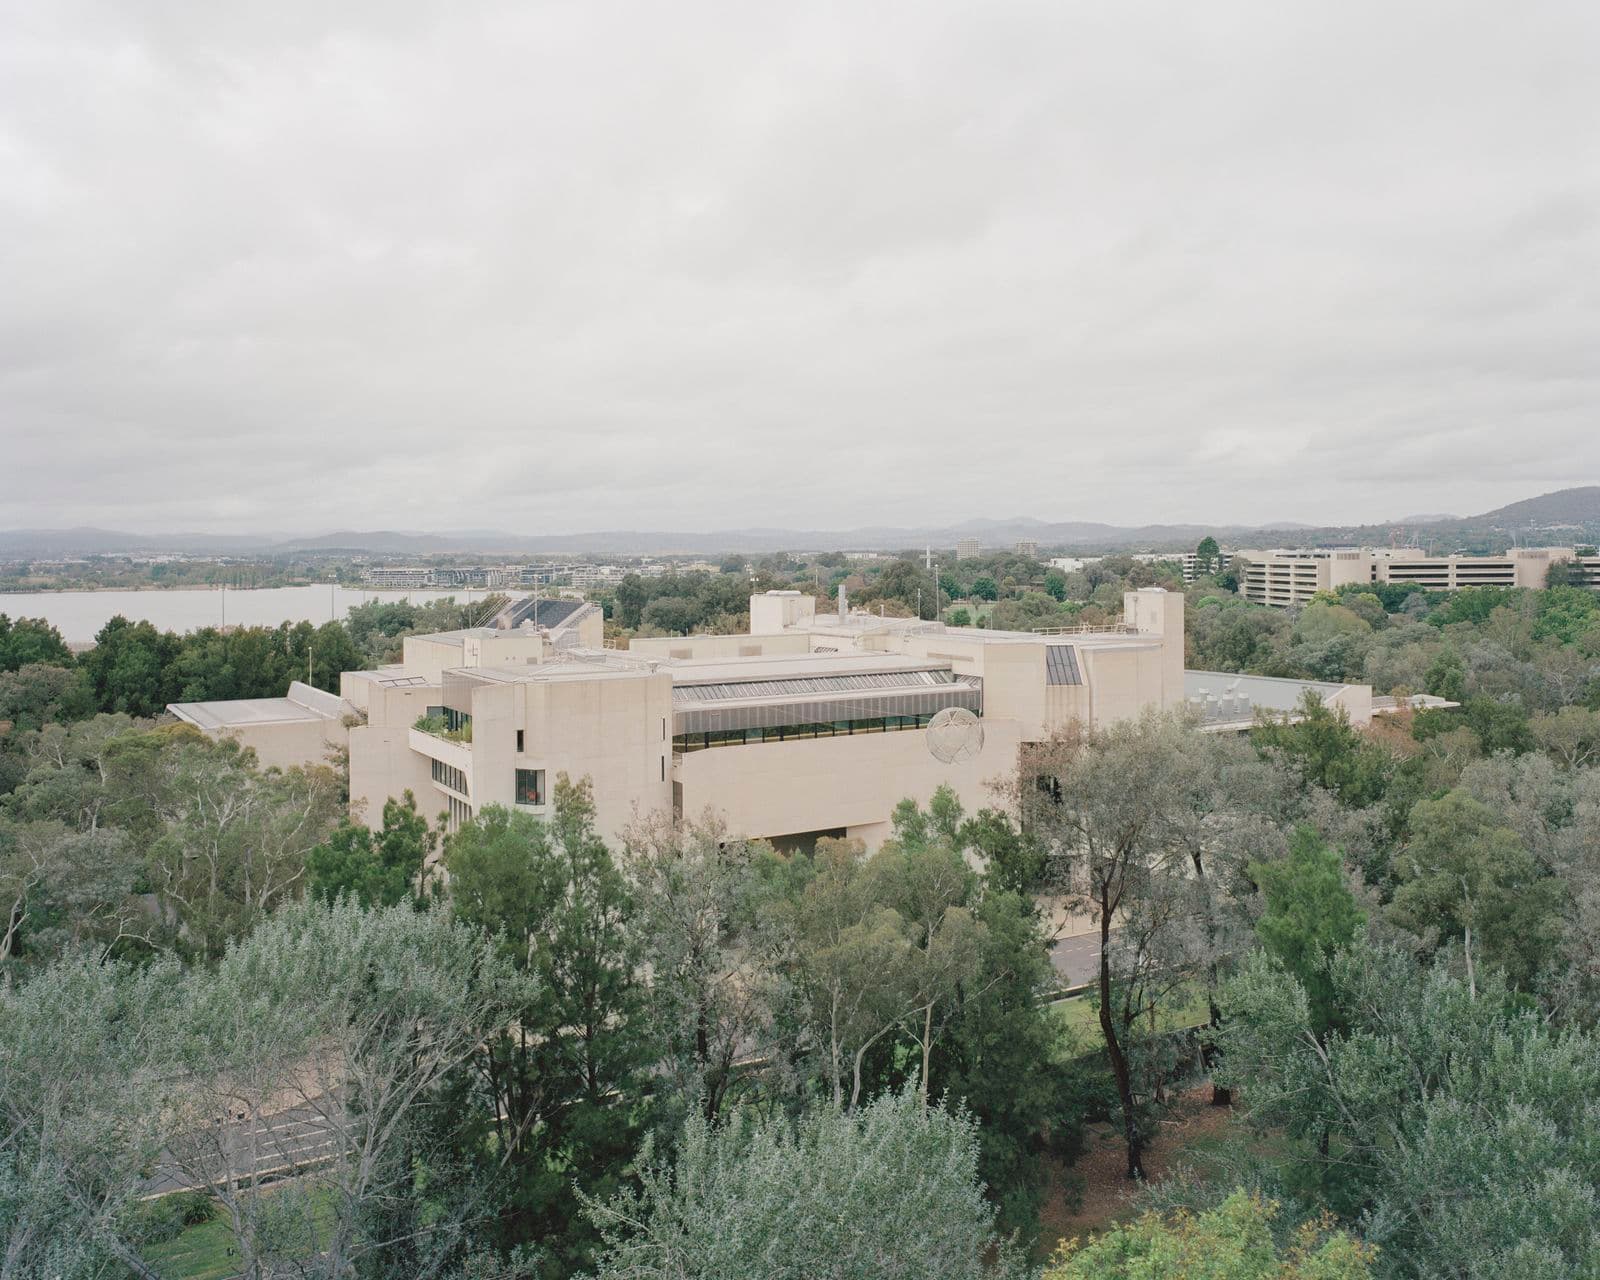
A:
[4,487,1598,559]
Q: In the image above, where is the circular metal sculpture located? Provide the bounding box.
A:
[926,706,984,764]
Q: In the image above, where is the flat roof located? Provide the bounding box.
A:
[1184,669,1346,713]
[671,651,950,684]
[447,659,654,686]
[169,682,351,731]
[343,668,436,689]
[799,614,1155,648]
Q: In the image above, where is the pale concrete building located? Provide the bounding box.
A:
[1235,546,1600,607]
[174,588,1185,847]
[168,681,354,772]
[955,538,981,561]
[174,587,1377,852]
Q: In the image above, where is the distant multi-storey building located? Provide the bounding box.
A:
[1131,552,1202,583]
[361,561,677,593]
[1235,547,1600,607]
[1015,539,1039,559]
[955,538,981,561]
[360,566,434,589]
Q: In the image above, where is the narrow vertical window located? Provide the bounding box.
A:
[516,729,524,753]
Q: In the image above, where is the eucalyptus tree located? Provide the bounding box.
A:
[1216,943,1600,1277]
[166,900,525,1280]
[1016,711,1205,1180]
[773,835,920,1111]
[0,952,185,1280]
[0,818,147,969]
[621,810,780,1124]
[143,736,344,960]
[444,780,654,1273]
[583,1088,1029,1280]
[1389,791,1565,992]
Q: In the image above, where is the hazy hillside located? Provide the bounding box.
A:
[4,485,1596,559]
[1473,486,1600,529]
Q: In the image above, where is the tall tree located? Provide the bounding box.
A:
[0,952,185,1279]
[168,901,525,1280]
[621,811,778,1124]
[80,616,180,717]
[143,738,344,960]
[1016,713,1199,1180]
[307,790,435,908]
[770,836,918,1111]
[584,1088,1028,1280]
[444,781,653,1273]
[1389,790,1565,991]
[0,615,72,673]
[1250,826,1365,1040]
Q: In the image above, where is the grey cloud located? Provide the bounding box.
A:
[1,0,1597,536]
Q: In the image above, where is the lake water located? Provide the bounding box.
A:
[0,585,489,644]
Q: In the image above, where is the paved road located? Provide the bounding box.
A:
[145,1098,344,1197]
[1049,930,1107,990]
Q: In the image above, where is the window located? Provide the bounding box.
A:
[515,768,546,806]
[431,758,468,795]
[671,712,943,753]
[516,729,524,753]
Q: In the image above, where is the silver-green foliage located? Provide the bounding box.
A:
[0,901,528,1280]
[1217,944,1600,1278]
[166,899,529,1279]
[583,1088,1029,1280]
[0,951,185,1279]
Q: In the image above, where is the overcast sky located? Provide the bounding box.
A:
[2,1,1597,536]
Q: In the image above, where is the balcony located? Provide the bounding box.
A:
[409,725,473,773]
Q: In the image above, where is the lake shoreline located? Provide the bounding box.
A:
[0,585,482,644]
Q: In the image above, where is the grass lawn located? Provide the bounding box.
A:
[142,1210,241,1280]
[142,1185,337,1280]
[1048,987,1210,1041]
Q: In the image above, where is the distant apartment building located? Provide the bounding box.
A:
[1235,547,1600,607]
[567,564,630,591]
[360,562,668,593]
[361,566,435,589]
[1015,539,1039,559]
[1131,551,1201,583]
[955,538,981,561]
[1048,556,1097,574]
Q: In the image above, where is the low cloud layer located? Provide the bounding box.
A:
[2,1,1597,534]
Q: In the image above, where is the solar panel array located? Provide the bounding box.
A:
[499,597,585,630]
[1044,645,1082,686]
